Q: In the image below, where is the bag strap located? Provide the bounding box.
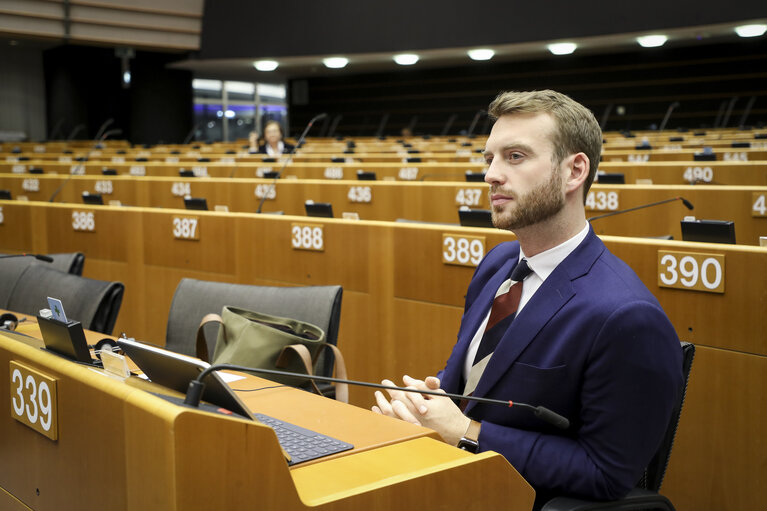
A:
[316,343,348,403]
[276,344,323,396]
[276,343,349,403]
[196,313,222,362]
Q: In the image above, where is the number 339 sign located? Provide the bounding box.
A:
[10,361,59,440]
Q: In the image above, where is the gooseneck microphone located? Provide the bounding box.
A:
[49,128,122,202]
[0,253,54,262]
[588,196,694,223]
[93,118,115,142]
[183,363,570,430]
[255,113,328,214]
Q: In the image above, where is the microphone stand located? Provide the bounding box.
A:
[255,113,327,214]
[588,196,694,222]
[184,363,570,430]
[0,253,54,262]
[49,128,122,202]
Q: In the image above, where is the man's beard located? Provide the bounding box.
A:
[490,168,565,231]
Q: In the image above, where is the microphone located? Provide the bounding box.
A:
[183,122,201,145]
[0,253,54,263]
[93,118,115,141]
[588,196,694,223]
[467,110,487,137]
[49,128,122,202]
[183,363,570,430]
[255,113,327,214]
[66,124,86,141]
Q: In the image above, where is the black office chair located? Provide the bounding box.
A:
[5,264,124,335]
[542,342,695,511]
[165,278,344,399]
[0,252,85,307]
[48,252,85,275]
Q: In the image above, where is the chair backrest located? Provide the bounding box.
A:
[6,264,124,335]
[0,253,85,308]
[0,257,36,308]
[165,278,343,378]
[642,341,696,491]
[48,252,85,275]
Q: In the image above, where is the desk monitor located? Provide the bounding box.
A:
[184,197,208,211]
[0,189,11,200]
[458,207,494,228]
[102,168,118,176]
[596,172,625,184]
[464,171,486,182]
[262,171,280,179]
[357,170,376,181]
[38,315,97,365]
[116,338,254,420]
[681,219,736,244]
[179,169,195,178]
[82,192,104,205]
[305,201,334,218]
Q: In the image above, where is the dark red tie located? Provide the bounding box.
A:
[461,259,532,405]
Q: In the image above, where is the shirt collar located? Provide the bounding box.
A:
[266,141,284,156]
[519,222,590,282]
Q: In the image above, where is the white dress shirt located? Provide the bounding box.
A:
[462,222,590,380]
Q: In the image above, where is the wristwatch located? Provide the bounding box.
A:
[457,420,481,453]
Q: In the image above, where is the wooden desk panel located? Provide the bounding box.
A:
[4,176,766,245]
[663,345,767,511]
[0,328,534,511]
[1,202,766,511]
[235,214,372,293]
[0,201,35,252]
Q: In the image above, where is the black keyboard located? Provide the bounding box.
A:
[254,413,353,465]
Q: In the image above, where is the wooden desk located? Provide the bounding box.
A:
[1,201,765,511]
[1,175,766,245]
[0,326,534,511]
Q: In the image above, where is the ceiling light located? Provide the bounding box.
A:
[547,42,577,55]
[192,79,222,91]
[323,57,349,69]
[735,24,767,38]
[468,48,495,61]
[253,60,278,71]
[637,35,668,48]
[393,54,419,65]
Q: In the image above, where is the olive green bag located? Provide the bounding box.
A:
[195,306,349,402]
[196,306,325,388]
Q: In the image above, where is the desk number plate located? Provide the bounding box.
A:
[658,251,725,294]
[10,361,59,441]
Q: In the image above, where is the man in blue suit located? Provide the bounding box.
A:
[373,90,683,506]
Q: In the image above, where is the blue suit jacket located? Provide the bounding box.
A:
[439,228,683,501]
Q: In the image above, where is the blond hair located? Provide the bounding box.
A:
[488,90,602,202]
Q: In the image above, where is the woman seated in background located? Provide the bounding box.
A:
[258,121,294,156]
[247,130,263,153]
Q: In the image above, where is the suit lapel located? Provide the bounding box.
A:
[464,229,604,413]
[440,249,518,393]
